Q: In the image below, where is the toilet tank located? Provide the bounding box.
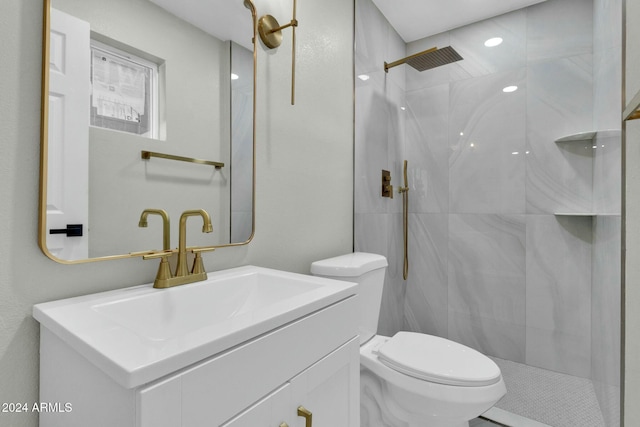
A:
[311,253,388,344]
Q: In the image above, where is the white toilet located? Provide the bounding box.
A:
[311,252,506,427]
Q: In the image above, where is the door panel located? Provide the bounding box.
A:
[47,8,90,260]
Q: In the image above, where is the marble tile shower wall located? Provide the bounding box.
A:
[355,0,621,397]
[354,0,408,336]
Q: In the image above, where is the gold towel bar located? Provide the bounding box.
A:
[141,150,224,169]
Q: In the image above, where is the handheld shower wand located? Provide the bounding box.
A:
[399,160,409,280]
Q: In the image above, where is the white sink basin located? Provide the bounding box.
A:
[93,270,324,341]
[33,265,356,388]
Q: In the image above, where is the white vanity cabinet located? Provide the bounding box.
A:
[221,339,359,427]
[38,286,359,427]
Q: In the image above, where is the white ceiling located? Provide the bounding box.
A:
[150,0,253,49]
[149,0,549,50]
[371,0,548,42]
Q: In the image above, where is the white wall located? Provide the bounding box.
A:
[0,0,353,425]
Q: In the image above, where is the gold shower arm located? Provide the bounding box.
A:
[385,46,463,73]
[385,47,437,72]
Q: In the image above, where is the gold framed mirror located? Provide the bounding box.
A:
[39,0,256,263]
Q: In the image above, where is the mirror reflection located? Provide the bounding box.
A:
[41,0,254,262]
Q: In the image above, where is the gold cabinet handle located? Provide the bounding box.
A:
[297,406,312,427]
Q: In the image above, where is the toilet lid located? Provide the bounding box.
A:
[375,332,501,387]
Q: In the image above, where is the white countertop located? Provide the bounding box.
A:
[33,265,357,389]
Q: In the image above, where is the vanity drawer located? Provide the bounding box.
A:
[180,295,357,426]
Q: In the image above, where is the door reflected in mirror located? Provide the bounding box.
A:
[40,0,255,262]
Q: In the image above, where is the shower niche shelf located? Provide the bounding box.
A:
[554,212,596,216]
[553,212,620,217]
[555,131,597,143]
[554,129,621,144]
[551,128,622,218]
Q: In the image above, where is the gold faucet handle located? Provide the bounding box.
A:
[130,249,161,257]
[189,247,215,275]
[142,249,176,260]
[189,246,216,254]
[141,250,176,288]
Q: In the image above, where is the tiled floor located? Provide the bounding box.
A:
[365,354,616,426]
[486,357,609,427]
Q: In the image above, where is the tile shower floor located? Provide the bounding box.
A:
[471,357,612,427]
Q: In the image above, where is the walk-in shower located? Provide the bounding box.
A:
[355,0,622,425]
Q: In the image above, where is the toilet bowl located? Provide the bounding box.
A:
[311,253,506,427]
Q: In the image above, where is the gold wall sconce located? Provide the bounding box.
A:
[258,0,298,104]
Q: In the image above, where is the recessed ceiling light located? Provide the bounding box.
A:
[503,85,518,93]
[358,74,370,81]
[231,73,239,80]
[484,37,503,47]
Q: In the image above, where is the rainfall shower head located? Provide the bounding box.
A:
[384,46,463,73]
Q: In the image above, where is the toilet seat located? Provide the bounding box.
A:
[374,332,501,387]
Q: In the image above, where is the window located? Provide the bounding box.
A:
[90,40,159,138]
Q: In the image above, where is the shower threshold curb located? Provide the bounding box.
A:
[482,407,552,427]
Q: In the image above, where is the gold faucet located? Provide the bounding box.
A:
[138,209,171,250]
[175,209,213,278]
[142,209,215,289]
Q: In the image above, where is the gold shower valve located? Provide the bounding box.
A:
[382,170,393,198]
